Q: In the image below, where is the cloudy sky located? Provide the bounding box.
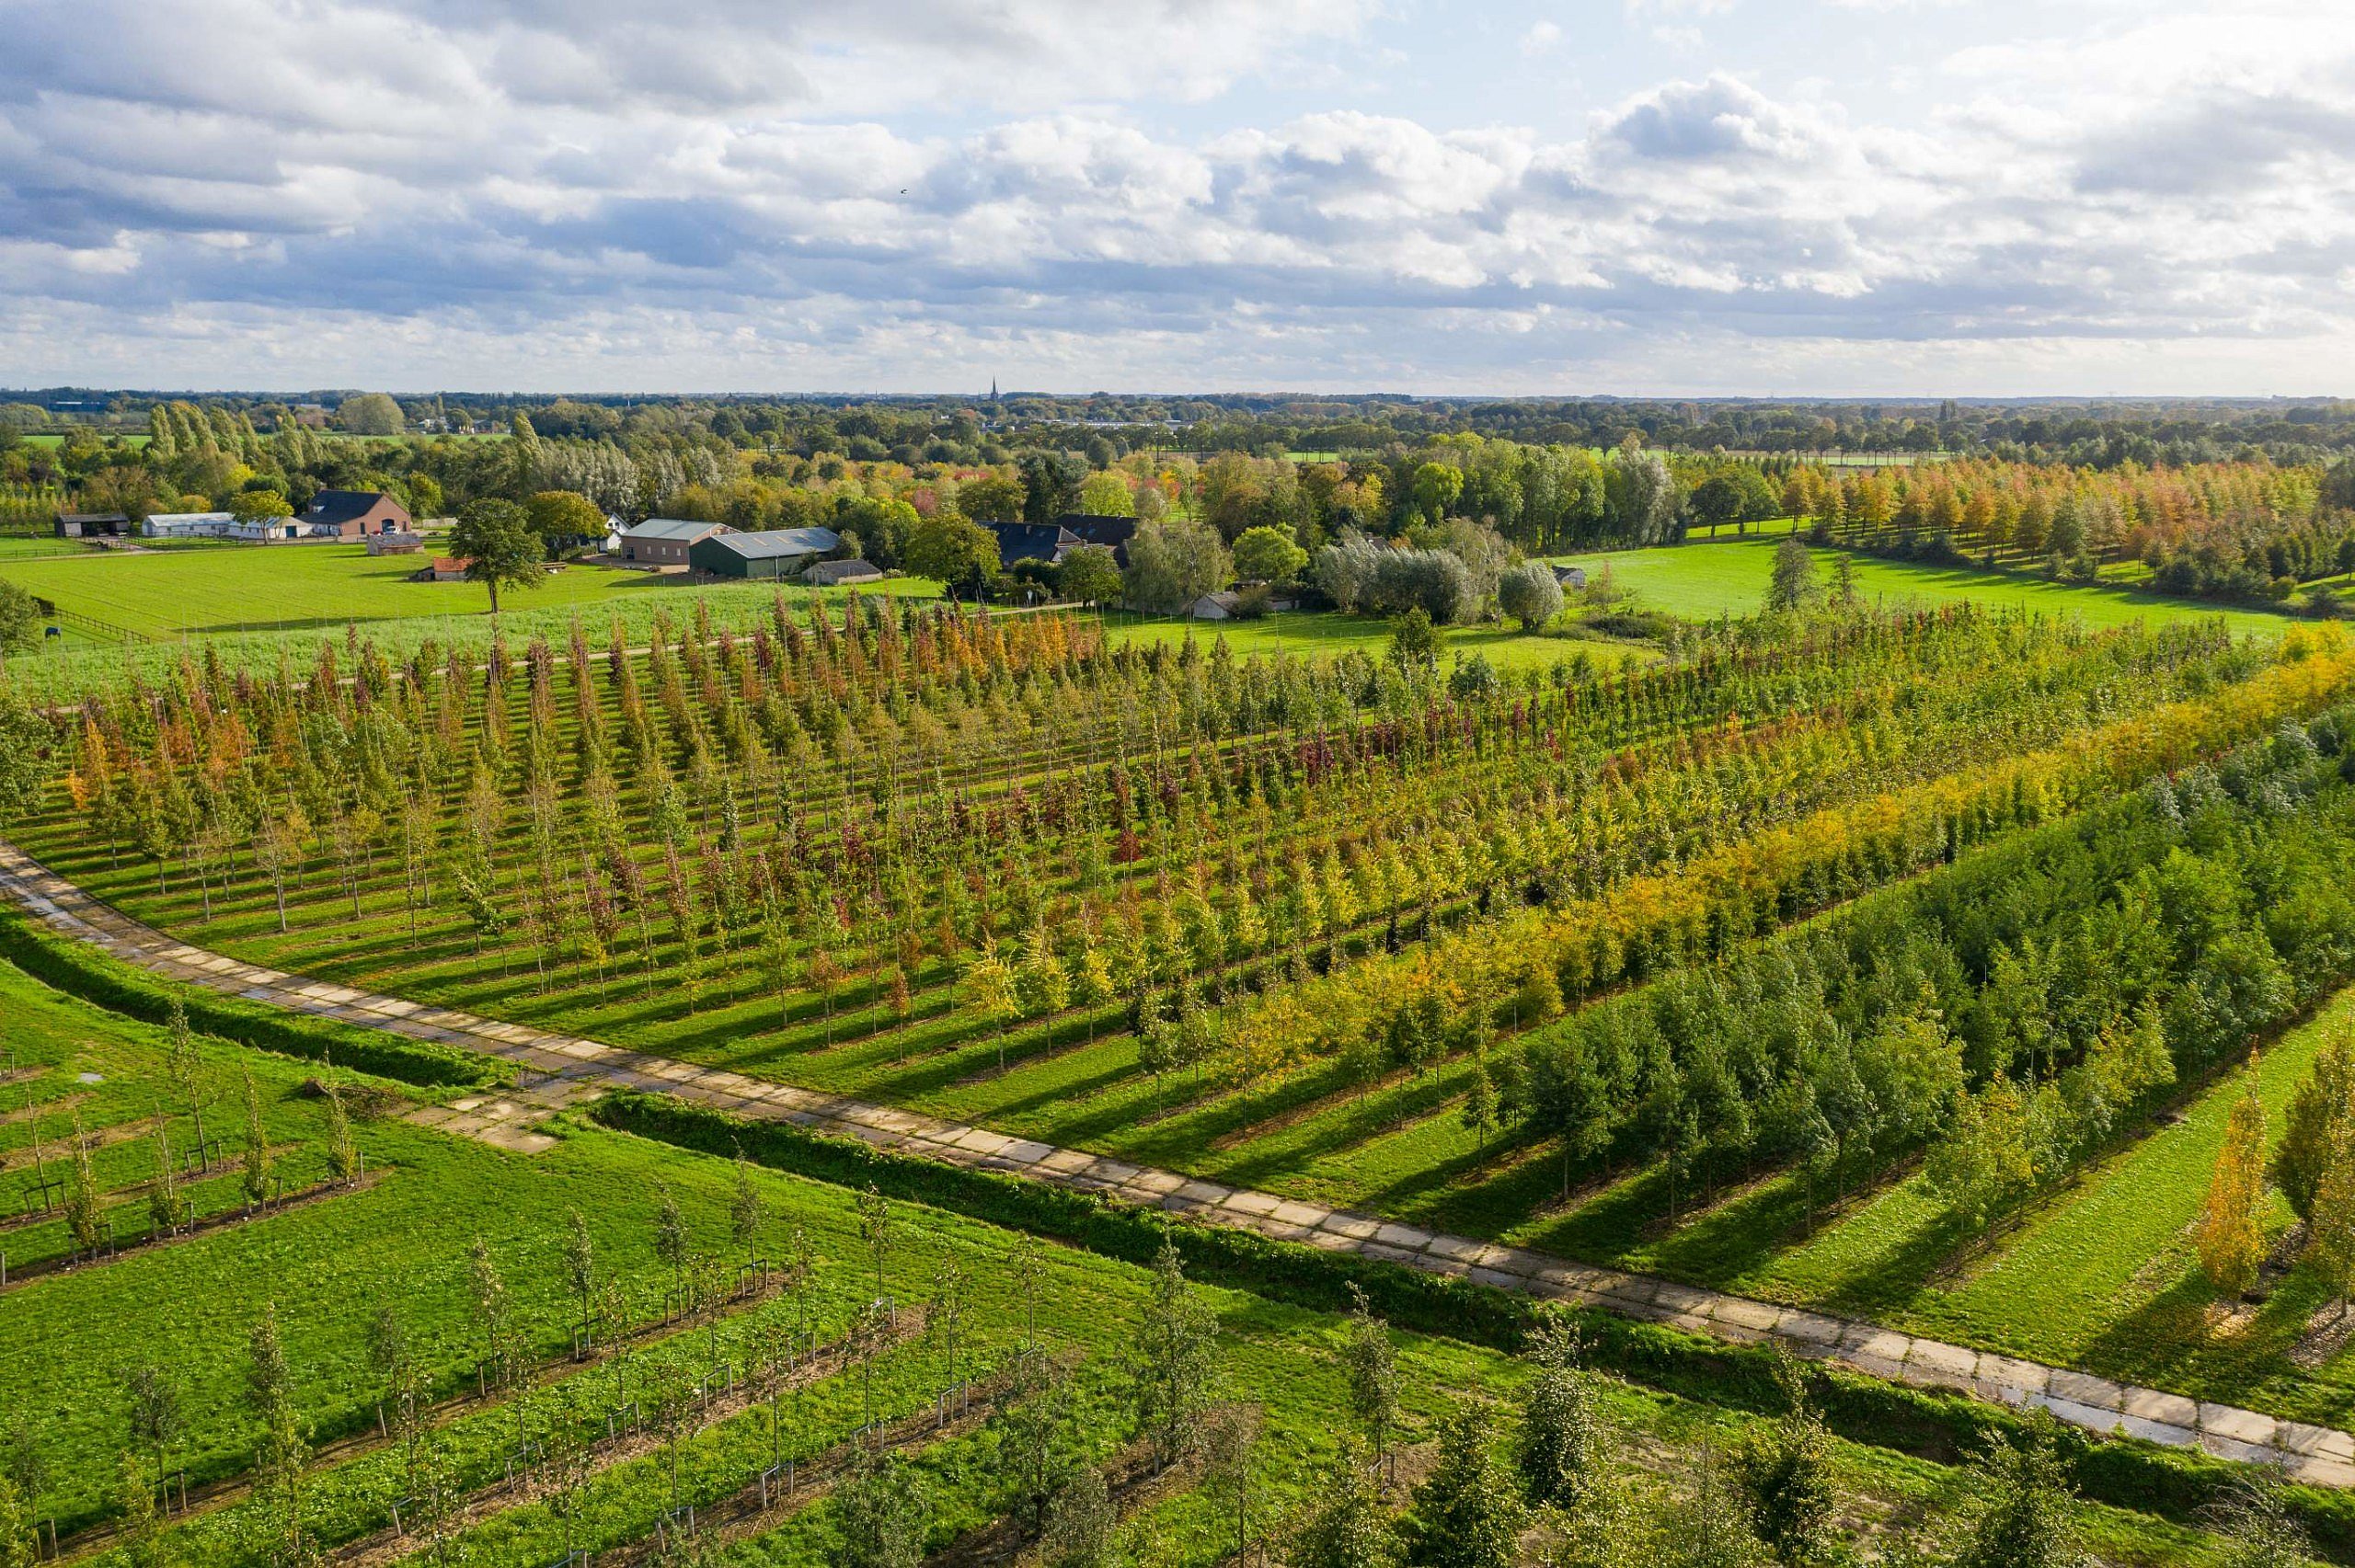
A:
[2,0,2350,395]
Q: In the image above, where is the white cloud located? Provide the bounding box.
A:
[2,0,2353,390]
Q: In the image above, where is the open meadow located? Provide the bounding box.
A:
[1559,536,2308,641]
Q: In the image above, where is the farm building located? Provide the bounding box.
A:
[617,517,729,565]
[139,510,308,542]
[413,556,472,583]
[366,532,425,555]
[986,521,1081,570]
[1058,514,1138,565]
[302,489,412,538]
[54,511,130,539]
[689,527,842,580]
[803,558,886,587]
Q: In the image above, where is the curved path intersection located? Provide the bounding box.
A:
[3,838,2350,1488]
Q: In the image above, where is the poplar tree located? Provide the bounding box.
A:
[856,1184,892,1302]
[2306,1119,2355,1318]
[1340,1285,1400,1472]
[2198,1074,2269,1299]
[238,1069,272,1212]
[149,1124,190,1237]
[322,1081,359,1186]
[563,1208,597,1346]
[246,1304,312,1567]
[63,1120,103,1256]
[729,1153,766,1267]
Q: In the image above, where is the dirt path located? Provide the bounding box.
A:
[6,836,2351,1488]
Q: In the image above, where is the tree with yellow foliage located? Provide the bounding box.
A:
[2198,1071,2270,1299]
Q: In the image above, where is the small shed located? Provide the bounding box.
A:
[414,556,472,583]
[367,532,425,555]
[804,558,886,587]
[1188,591,1242,620]
[689,526,842,580]
[1553,565,1588,589]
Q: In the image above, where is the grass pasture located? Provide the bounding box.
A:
[1559,536,2306,640]
[0,543,936,642]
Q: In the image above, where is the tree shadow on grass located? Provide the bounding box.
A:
[2073,1261,2355,1428]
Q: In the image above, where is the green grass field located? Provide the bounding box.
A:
[6,957,2239,1568]
[1559,537,2305,640]
[0,544,941,641]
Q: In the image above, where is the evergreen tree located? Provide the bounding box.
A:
[2306,1116,2355,1315]
[2275,1026,2355,1220]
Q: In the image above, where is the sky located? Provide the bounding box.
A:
[2,0,2351,396]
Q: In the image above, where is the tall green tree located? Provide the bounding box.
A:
[1130,1236,1219,1471]
[448,498,545,614]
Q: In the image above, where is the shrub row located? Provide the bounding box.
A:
[0,906,504,1089]
[594,1088,2355,1561]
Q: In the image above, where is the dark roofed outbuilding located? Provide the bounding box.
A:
[689,526,843,579]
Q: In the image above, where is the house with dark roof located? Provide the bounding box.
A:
[689,526,843,580]
[1057,513,1139,565]
[985,521,1081,570]
[303,489,412,538]
[617,517,729,566]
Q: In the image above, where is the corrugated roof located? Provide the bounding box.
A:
[704,527,840,559]
[622,517,727,542]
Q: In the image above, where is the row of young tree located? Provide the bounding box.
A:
[1790,455,2355,608]
[1498,707,2355,1233]
[1113,625,2346,1099]
[31,604,2276,1105]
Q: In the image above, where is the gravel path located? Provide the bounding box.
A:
[5,837,2349,1486]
